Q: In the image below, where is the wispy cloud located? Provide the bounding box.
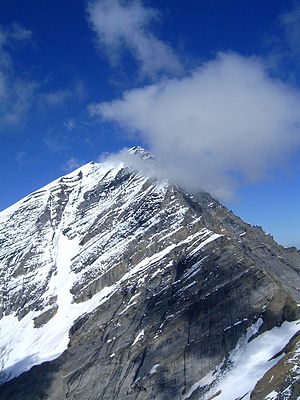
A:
[87,0,182,77]
[263,2,300,80]
[90,53,300,199]
[64,118,76,131]
[0,23,87,132]
[0,23,37,129]
[62,157,85,172]
[16,151,27,165]
[8,23,32,42]
[42,81,86,107]
[43,89,71,106]
[1,80,37,126]
[43,131,70,153]
[280,2,300,57]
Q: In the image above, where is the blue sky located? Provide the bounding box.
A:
[0,0,299,248]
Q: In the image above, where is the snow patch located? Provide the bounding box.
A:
[149,364,160,375]
[132,330,144,346]
[182,319,300,400]
[264,391,279,399]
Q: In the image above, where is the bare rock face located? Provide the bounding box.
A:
[0,148,299,399]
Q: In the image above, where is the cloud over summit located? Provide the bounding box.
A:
[90,53,300,198]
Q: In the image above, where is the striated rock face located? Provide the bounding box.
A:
[0,148,300,399]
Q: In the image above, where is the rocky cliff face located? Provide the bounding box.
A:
[0,148,299,399]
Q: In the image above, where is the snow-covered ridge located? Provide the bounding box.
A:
[0,146,150,220]
[0,161,96,219]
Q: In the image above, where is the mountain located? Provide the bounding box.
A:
[0,147,299,399]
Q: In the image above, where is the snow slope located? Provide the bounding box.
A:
[182,319,300,399]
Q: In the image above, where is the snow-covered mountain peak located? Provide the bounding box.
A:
[0,156,209,380]
[1,150,300,399]
[128,145,154,161]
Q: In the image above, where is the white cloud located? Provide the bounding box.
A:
[90,53,300,199]
[87,0,182,77]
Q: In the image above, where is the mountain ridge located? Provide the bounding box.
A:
[0,150,299,399]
